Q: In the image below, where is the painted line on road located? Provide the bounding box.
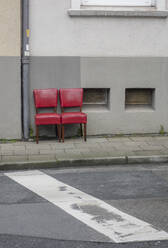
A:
[5,170,168,243]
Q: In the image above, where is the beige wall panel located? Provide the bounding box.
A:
[0,0,21,56]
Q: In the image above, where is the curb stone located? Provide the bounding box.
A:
[0,156,126,171]
[127,155,168,164]
[0,155,168,171]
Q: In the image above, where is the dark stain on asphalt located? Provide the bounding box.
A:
[71,203,124,223]
[71,203,81,210]
[59,186,67,191]
[81,205,124,223]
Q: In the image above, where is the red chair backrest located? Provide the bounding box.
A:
[59,88,83,108]
[33,88,58,108]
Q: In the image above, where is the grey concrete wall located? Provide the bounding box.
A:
[81,57,168,135]
[30,57,81,137]
[29,0,168,136]
[0,57,21,139]
[0,0,21,139]
[30,57,168,136]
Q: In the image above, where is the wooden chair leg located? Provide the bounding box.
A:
[84,123,87,142]
[80,123,83,137]
[62,125,64,142]
[36,125,39,144]
[55,124,58,138]
[57,124,61,142]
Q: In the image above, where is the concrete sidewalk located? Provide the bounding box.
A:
[1,135,168,170]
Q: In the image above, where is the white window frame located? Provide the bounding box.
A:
[71,0,166,10]
[81,0,153,7]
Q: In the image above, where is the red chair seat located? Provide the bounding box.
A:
[35,113,61,125]
[61,112,87,124]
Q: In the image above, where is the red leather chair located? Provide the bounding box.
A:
[33,88,61,144]
[59,88,87,142]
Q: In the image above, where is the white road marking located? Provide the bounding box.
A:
[5,170,168,243]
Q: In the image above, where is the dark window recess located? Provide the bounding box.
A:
[83,88,110,111]
[84,88,108,104]
[125,88,155,110]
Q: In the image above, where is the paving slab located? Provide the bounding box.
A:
[25,149,40,155]
[131,150,168,156]
[39,150,58,155]
[13,150,26,156]
[28,154,56,162]
[1,155,28,162]
[129,136,160,142]
[0,150,14,156]
[107,137,132,142]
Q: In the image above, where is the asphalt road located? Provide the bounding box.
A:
[1,164,168,248]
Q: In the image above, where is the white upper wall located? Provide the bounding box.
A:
[30,0,168,56]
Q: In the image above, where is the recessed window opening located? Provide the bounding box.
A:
[83,88,108,104]
[83,88,110,111]
[125,88,155,110]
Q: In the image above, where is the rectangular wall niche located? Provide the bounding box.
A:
[125,88,155,110]
[83,88,110,111]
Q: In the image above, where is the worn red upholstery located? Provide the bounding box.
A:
[34,88,58,108]
[59,88,83,107]
[35,113,61,125]
[59,88,87,142]
[61,112,87,124]
[33,88,61,143]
